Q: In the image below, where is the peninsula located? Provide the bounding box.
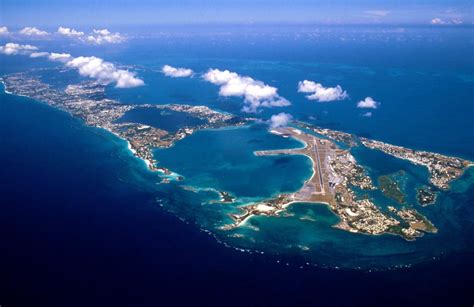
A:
[297,121,472,190]
[228,127,437,241]
[3,70,471,241]
[360,138,472,190]
[1,71,247,174]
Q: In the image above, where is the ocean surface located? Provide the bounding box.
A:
[1,25,473,306]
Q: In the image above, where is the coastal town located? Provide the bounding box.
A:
[2,71,246,173]
[2,70,470,241]
[296,121,472,191]
[228,127,437,241]
[416,186,438,206]
[360,138,472,190]
[296,122,472,192]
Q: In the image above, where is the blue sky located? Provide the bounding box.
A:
[1,0,473,27]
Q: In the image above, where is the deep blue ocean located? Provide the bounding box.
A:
[1,25,473,306]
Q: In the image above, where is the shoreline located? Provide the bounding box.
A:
[0,77,465,243]
[2,79,156,170]
[233,199,335,230]
[92,125,160,172]
[2,79,176,178]
[1,80,27,97]
[232,126,438,241]
[123,134,153,169]
[269,129,318,189]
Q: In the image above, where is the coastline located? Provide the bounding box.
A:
[0,77,226,182]
[230,126,439,241]
[1,79,26,97]
[268,129,318,188]
[0,75,467,244]
[119,131,153,169]
[1,79,171,178]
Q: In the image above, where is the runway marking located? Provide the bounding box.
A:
[312,139,325,194]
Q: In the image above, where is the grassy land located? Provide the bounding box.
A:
[378,175,406,204]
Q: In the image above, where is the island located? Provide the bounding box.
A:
[360,138,472,190]
[416,186,437,206]
[296,121,473,191]
[2,70,472,242]
[378,172,406,204]
[218,191,236,203]
[227,127,437,241]
[1,71,247,174]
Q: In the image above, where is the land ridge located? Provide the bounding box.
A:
[2,70,471,241]
[228,124,470,240]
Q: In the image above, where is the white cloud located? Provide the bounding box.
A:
[86,29,125,44]
[30,52,49,58]
[362,112,373,117]
[269,112,293,128]
[357,97,380,109]
[0,27,9,35]
[48,52,72,62]
[365,10,390,17]
[431,17,464,25]
[431,18,446,25]
[57,27,129,44]
[203,69,238,85]
[0,43,144,89]
[203,68,290,113]
[162,65,193,78]
[298,80,348,102]
[0,43,38,55]
[66,56,144,88]
[57,26,84,37]
[451,18,463,25]
[20,27,49,36]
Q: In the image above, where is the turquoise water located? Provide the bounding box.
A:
[3,85,473,305]
[155,125,312,198]
[1,26,473,270]
[2,62,474,269]
[105,27,474,160]
[117,107,206,132]
[151,122,474,269]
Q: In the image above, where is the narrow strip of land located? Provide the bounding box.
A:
[228,126,438,241]
[254,127,330,197]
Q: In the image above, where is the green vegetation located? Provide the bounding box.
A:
[416,186,437,206]
[410,210,438,233]
[378,175,406,204]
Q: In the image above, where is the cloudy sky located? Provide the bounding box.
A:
[1,0,472,27]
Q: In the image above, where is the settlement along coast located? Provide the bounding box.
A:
[229,126,471,241]
[1,71,247,177]
[2,70,472,241]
